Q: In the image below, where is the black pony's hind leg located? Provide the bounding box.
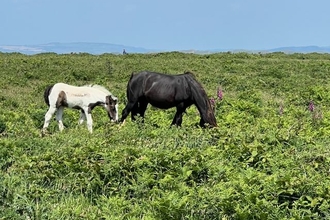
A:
[131,100,148,123]
[131,102,139,121]
[138,100,148,123]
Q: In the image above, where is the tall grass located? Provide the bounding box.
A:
[1,52,330,219]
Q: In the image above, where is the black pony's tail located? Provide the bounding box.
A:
[44,84,54,106]
[126,73,135,100]
[129,72,135,81]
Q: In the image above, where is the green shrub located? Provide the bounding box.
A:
[1,52,330,219]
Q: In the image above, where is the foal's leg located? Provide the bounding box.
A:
[79,110,86,124]
[43,106,56,133]
[83,107,93,133]
[55,106,65,132]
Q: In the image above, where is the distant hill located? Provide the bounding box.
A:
[264,46,330,54]
[1,42,330,55]
[207,46,330,54]
[0,42,153,55]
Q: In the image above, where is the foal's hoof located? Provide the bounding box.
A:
[41,130,48,137]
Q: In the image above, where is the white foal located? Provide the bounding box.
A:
[42,83,118,134]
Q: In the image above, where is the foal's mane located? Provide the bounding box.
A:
[83,84,117,99]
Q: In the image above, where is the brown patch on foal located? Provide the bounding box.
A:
[56,91,68,108]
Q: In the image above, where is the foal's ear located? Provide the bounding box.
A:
[106,95,117,104]
[110,95,117,104]
[105,95,111,105]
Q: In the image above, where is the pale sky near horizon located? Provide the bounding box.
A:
[1,0,329,51]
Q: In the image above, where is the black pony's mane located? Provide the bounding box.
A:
[183,71,208,98]
[183,71,217,127]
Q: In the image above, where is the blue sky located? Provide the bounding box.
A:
[1,0,330,51]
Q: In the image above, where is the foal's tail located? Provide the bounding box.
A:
[44,84,54,106]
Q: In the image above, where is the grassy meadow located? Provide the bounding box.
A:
[1,51,330,219]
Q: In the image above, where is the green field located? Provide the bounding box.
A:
[1,52,330,219]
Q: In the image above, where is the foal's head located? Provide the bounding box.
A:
[105,95,118,122]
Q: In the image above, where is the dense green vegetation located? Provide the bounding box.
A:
[1,51,330,219]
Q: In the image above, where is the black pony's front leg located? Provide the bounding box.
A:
[199,118,206,128]
[171,104,186,126]
[171,112,183,126]
[120,101,137,122]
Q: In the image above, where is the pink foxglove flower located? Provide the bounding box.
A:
[217,87,223,100]
[308,101,315,112]
[209,98,215,110]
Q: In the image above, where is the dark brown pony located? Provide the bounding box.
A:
[120,71,217,127]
